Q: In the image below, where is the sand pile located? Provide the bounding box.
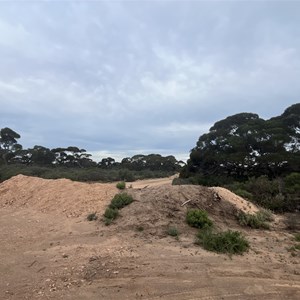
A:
[209,186,259,214]
[0,175,260,223]
[0,175,118,217]
[118,184,261,235]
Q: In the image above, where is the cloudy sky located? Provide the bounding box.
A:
[0,0,299,161]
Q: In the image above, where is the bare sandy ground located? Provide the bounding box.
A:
[0,175,299,299]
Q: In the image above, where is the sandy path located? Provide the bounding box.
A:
[129,174,177,189]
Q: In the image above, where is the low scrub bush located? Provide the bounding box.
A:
[166,226,179,237]
[196,228,249,255]
[172,177,195,185]
[294,233,300,242]
[103,193,134,225]
[237,211,272,229]
[186,209,213,229]
[104,207,119,220]
[258,209,274,222]
[87,212,98,221]
[136,226,144,232]
[116,181,126,190]
[234,189,253,200]
[285,213,300,231]
[287,244,300,257]
[109,193,133,209]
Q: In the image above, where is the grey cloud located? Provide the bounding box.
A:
[0,1,299,161]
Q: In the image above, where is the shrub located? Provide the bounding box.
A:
[87,212,98,221]
[237,211,271,229]
[103,207,119,220]
[294,233,300,242]
[285,172,300,194]
[234,189,253,200]
[172,177,194,185]
[109,193,133,209]
[167,226,179,237]
[287,244,300,254]
[136,226,144,232]
[258,209,274,222]
[116,181,126,190]
[186,209,213,229]
[285,214,300,231]
[196,228,249,255]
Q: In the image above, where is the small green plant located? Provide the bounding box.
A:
[294,233,300,242]
[109,193,133,209]
[234,189,253,200]
[116,181,126,190]
[257,209,274,222]
[186,209,213,229]
[136,226,144,232]
[87,212,98,221]
[237,211,271,229]
[167,226,179,237]
[103,193,134,225]
[104,218,113,226]
[287,240,300,257]
[285,214,300,231]
[196,228,249,255]
[103,207,119,224]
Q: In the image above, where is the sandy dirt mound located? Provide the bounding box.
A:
[0,175,118,217]
[0,175,260,221]
[210,186,260,214]
[119,184,257,235]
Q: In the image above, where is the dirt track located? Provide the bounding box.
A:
[0,175,299,299]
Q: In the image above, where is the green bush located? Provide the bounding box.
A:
[167,226,179,237]
[186,209,213,229]
[87,212,98,221]
[196,228,249,255]
[109,193,133,209]
[285,173,300,194]
[294,233,300,242]
[257,209,274,222]
[287,244,300,253]
[285,214,300,231]
[116,181,126,189]
[237,211,271,229]
[234,189,253,200]
[103,207,119,220]
[136,226,144,232]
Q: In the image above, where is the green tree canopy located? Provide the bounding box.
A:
[183,103,300,180]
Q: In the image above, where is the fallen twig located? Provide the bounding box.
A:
[181,199,192,206]
[28,260,37,268]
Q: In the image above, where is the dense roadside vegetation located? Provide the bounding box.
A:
[0,127,183,182]
[179,103,300,212]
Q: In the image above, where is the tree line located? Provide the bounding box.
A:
[0,127,184,173]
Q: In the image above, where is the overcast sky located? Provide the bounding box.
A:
[0,1,299,161]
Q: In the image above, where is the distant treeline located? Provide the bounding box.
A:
[0,127,184,182]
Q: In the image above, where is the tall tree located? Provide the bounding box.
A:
[0,127,21,165]
[183,104,300,180]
